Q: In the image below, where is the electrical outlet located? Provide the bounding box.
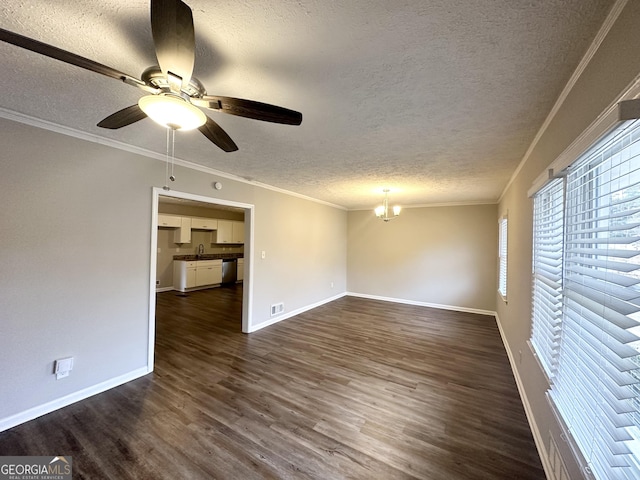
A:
[331,282,334,288]
[261,250,266,259]
[156,280,160,286]
[54,357,74,380]
[270,302,284,316]
[519,350,523,364]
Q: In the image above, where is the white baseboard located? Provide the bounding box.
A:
[494,313,552,480]
[346,292,496,316]
[0,366,150,433]
[155,286,174,293]
[250,291,495,333]
[248,292,347,332]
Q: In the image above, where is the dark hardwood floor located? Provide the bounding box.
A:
[0,285,544,479]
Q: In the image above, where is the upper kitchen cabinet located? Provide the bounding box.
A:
[191,217,218,230]
[173,217,192,244]
[213,220,244,244]
[157,214,181,228]
[157,214,191,244]
[232,221,244,243]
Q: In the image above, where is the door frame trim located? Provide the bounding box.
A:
[148,187,254,371]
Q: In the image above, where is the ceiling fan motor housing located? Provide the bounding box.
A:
[141,66,206,99]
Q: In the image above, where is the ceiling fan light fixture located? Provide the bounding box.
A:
[138,94,206,131]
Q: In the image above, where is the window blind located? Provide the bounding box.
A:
[499,217,508,298]
[531,178,564,379]
[548,118,640,480]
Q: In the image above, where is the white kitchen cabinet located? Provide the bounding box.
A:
[173,217,192,244]
[237,258,244,282]
[158,214,182,228]
[191,217,218,230]
[173,261,197,291]
[213,220,244,244]
[195,260,222,286]
[214,220,233,243]
[232,221,244,243]
[173,260,222,292]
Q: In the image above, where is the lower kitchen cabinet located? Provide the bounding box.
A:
[173,260,222,291]
[173,261,196,291]
[195,260,222,286]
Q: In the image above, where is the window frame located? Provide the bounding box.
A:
[530,177,565,381]
[498,215,508,302]
[528,116,640,480]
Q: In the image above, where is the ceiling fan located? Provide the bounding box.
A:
[0,0,302,152]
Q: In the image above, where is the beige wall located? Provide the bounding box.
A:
[496,1,640,477]
[347,204,498,312]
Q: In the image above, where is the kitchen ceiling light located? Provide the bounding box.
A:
[138,94,206,131]
[375,189,401,222]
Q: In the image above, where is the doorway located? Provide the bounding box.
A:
[147,187,254,371]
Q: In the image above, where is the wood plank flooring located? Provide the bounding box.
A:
[0,286,544,479]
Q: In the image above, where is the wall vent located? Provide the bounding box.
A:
[271,302,284,316]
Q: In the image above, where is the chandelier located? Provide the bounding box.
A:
[375,189,401,222]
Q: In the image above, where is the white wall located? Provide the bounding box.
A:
[347,204,498,313]
[496,1,640,477]
[0,118,347,429]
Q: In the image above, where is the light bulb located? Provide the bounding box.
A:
[138,95,206,131]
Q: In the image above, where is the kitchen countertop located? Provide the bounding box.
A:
[173,253,243,261]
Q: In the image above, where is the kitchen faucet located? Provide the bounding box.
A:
[197,244,205,256]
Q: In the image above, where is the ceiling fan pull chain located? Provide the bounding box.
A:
[170,127,176,182]
[163,127,170,191]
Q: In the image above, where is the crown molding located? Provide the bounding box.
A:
[349,199,497,212]
[0,107,347,211]
[498,0,629,203]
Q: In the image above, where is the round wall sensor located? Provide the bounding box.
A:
[213,182,222,190]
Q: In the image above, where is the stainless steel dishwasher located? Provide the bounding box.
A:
[221,258,237,284]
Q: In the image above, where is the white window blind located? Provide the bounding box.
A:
[547,118,640,480]
[531,178,564,379]
[499,216,508,299]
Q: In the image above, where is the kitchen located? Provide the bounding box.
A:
[156,197,245,307]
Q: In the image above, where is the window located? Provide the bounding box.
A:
[530,178,564,379]
[530,118,640,480]
[498,216,508,300]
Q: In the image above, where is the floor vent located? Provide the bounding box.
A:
[549,434,569,480]
[271,302,284,316]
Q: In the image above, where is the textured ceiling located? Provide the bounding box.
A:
[0,0,614,209]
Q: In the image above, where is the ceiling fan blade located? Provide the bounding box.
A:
[97,105,147,129]
[198,116,238,152]
[0,28,157,93]
[192,96,303,125]
[151,0,195,90]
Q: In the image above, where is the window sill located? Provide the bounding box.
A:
[498,291,507,304]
